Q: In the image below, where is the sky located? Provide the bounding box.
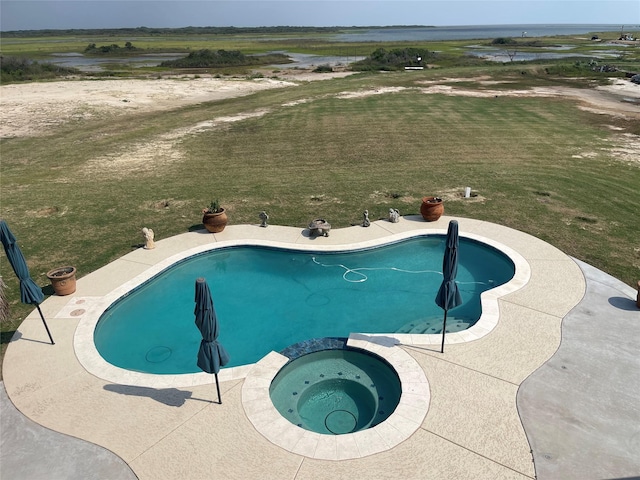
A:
[1,0,638,31]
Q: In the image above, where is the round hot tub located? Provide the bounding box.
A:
[269,349,401,435]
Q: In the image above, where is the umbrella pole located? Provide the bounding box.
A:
[214,373,222,404]
[36,305,55,345]
[440,309,448,353]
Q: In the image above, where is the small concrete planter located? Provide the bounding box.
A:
[47,266,77,296]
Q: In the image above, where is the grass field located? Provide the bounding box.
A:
[1,44,639,377]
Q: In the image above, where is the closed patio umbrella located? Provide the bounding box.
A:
[194,277,229,404]
[435,220,462,353]
[0,220,54,344]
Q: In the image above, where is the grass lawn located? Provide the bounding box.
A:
[1,67,639,378]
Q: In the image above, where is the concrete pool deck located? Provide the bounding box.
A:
[2,215,639,479]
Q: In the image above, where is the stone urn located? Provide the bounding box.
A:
[420,196,444,221]
[46,266,77,296]
[308,219,331,237]
[202,208,228,233]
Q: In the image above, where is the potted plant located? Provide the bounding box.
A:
[420,196,444,221]
[202,200,228,233]
[46,266,77,296]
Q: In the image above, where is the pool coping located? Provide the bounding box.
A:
[72,226,530,389]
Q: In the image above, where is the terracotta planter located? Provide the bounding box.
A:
[420,196,444,221]
[202,208,228,233]
[46,266,77,296]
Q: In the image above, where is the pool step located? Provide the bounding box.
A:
[396,318,471,335]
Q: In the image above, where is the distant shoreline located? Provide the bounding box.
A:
[1,23,632,37]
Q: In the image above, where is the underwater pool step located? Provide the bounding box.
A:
[396,318,472,335]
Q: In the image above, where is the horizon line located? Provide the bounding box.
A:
[2,22,635,34]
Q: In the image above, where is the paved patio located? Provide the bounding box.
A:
[2,215,638,479]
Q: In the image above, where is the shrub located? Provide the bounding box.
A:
[84,42,139,54]
[313,64,333,73]
[160,49,290,69]
[352,47,433,71]
[0,55,79,82]
[492,37,517,45]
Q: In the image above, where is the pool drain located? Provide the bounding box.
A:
[325,409,357,434]
[145,346,172,363]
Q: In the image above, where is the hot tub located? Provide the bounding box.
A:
[269,348,401,435]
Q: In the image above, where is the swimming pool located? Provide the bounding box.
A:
[94,235,515,375]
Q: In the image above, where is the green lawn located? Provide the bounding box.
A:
[1,67,639,378]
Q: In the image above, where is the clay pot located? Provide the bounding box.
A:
[202,208,228,233]
[46,266,77,296]
[420,196,444,222]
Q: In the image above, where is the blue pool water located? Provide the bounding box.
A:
[94,236,514,374]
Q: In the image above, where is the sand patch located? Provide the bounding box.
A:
[571,132,640,166]
[336,86,407,99]
[80,109,272,179]
[609,133,640,165]
[418,76,493,84]
[418,77,640,119]
[0,77,294,139]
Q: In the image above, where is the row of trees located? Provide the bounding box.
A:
[84,42,137,54]
[2,26,346,37]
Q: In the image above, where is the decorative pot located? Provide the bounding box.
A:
[420,196,444,222]
[308,218,331,237]
[46,266,77,296]
[202,208,228,233]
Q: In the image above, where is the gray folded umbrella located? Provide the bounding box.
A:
[194,277,229,403]
[0,220,54,344]
[435,220,462,353]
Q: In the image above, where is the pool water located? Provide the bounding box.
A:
[269,349,401,435]
[94,236,514,374]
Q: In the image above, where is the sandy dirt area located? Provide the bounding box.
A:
[0,76,294,138]
[417,76,640,118]
[1,73,638,165]
[0,71,357,139]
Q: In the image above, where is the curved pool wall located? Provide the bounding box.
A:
[74,226,530,389]
[93,235,515,375]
